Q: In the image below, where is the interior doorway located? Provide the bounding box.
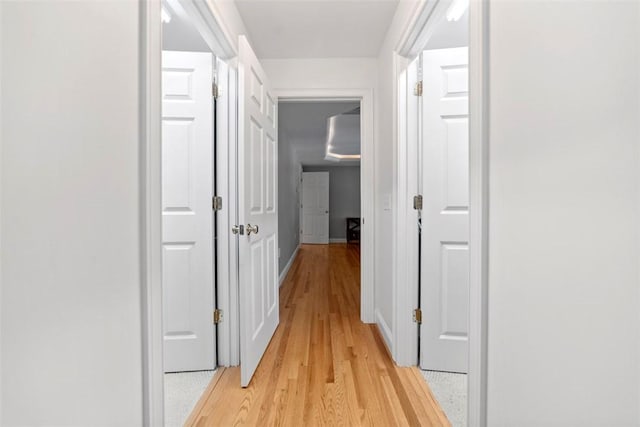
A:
[278,100,362,272]
[159,2,228,424]
[277,99,363,316]
[399,2,471,426]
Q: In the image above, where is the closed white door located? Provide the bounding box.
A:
[161,51,216,372]
[301,172,330,244]
[420,47,469,373]
[237,36,279,387]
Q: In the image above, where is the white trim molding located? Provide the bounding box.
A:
[276,88,376,324]
[467,1,490,425]
[139,1,164,426]
[397,0,445,59]
[375,309,394,354]
[176,0,236,58]
[392,51,420,367]
[279,244,300,286]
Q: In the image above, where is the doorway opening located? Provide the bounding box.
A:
[159,2,234,424]
[277,89,378,328]
[278,101,362,283]
[395,0,488,425]
[416,7,470,427]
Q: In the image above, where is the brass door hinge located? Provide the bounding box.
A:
[413,308,422,324]
[212,82,220,99]
[414,80,423,97]
[213,309,223,324]
[212,196,223,211]
[413,195,423,210]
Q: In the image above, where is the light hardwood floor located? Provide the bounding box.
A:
[186,244,450,426]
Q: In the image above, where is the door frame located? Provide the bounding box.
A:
[277,89,376,323]
[139,1,237,425]
[393,1,489,426]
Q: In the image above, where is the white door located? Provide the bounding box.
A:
[237,36,279,387]
[301,172,330,244]
[420,47,469,373]
[161,51,216,372]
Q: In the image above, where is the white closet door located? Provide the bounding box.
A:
[301,172,330,244]
[420,47,469,373]
[162,50,216,373]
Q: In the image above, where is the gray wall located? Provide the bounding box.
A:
[278,128,301,275]
[303,166,360,240]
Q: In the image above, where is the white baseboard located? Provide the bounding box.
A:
[375,309,393,353]
[329,238,347,243]
[279,244,300,286]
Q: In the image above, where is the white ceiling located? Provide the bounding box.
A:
[279,101,360,166]
[234,0,400,58]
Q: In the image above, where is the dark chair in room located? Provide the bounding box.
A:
[346,217,360,244]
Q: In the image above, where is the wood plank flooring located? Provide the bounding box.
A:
[186,244,450,426]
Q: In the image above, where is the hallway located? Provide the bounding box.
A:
[186,244,450,426]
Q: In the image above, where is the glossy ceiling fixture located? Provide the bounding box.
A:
[325,109,361,162]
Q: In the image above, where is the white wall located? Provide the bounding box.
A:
[1,2,143,425]
[262,57,377,90]
[487,1,640,425]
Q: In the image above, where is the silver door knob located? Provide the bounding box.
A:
[231,225,244,235]
[246,224,259,235]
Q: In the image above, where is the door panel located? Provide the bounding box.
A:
[238,36,279,387]
[162,51,215,373]
[420,47,469,373]
[301,172,330,244]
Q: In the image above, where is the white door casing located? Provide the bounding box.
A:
[301,172,330,244]
[161,51,216,372]
[420,47,469,373]
[237,36,279,387]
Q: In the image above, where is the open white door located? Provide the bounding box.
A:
[301,172,330,244]
[237,36,279,387]
[161,51,216,372]
[420,47,469,373]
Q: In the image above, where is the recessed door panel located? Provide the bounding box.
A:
[163,243,196,337]
[162,119,194,212]
[440,242,470,339]
[250,240,265,340]
[266,133,276,213]
[443,118,469,211]
[250,119,264,213]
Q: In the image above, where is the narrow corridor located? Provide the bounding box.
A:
[187,244,450,426]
